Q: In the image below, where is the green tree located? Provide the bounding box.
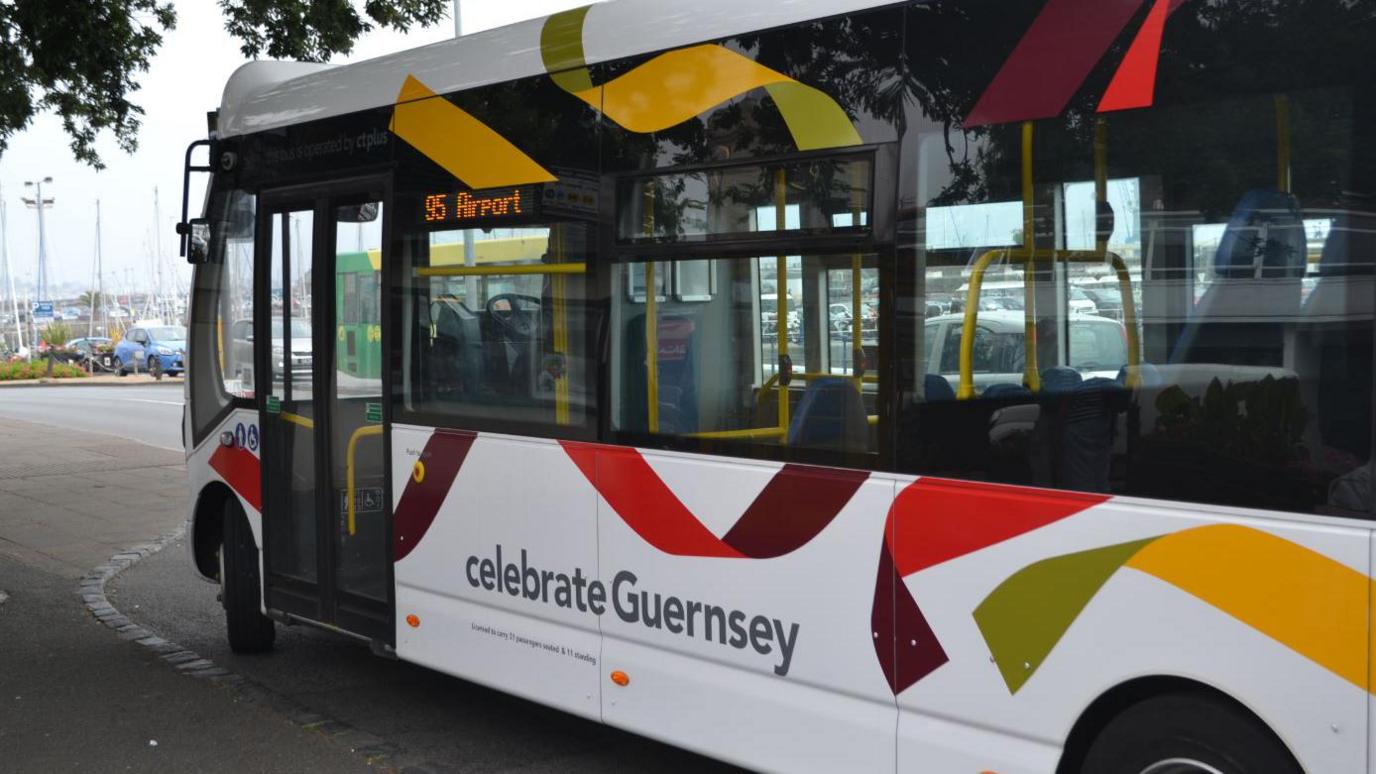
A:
[0,0,446,168]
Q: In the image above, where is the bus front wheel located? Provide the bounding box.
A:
[220,498,275,653]
[1080,691,1299,774]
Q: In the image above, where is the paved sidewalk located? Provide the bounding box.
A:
[0,419,371,772]
[0,419,185,577]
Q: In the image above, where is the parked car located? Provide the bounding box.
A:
[114,325,186,376]
[60,337,112,367]
[230,318,313,381]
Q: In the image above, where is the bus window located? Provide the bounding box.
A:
[611,253,881,459]
[901,86,1375,516]
[401,222,597,434]
[617,156,872,243]
[187,188,255,441]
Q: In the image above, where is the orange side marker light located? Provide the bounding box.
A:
[412,460,426,483]
[406,614,421,628]
[610,670,630,687]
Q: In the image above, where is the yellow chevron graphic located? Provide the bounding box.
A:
[390,75,557,188]
[1127,524,1370,690]
[541,8,861,151]
[975,523,1372,695]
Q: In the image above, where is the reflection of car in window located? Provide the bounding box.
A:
[925,311,1126,395]
[231,318,313,381]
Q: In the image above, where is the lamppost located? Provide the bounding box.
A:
[21,177,54,304]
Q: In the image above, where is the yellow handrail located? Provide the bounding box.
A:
[346,424,384,536]
[281,411,314,429]
[957,248,1141,399]
[1021,121,1040,394]
[551,229,570,425]
[774,168,790,443]
[416,262,586,277]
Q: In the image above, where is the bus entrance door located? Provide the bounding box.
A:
[258,183,391,644]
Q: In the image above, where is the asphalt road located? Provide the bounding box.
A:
[110,536,735,772]
[0,384,184,451]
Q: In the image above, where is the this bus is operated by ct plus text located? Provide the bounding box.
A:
[177,0,1376,771]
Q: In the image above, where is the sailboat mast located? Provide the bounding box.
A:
[0,185,20,354]
[90,200,102,337]
[152,187,164,321]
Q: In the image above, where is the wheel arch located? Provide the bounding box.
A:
[189,481,236,581]
[1055,675,1303,774]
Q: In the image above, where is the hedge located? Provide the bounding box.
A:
[0,361,90,381]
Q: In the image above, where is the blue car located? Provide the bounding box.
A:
[114,324,187,376]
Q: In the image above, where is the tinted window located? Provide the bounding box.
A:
[898,0,1374,518]
[401,221,598,434]
[610,253,882,461]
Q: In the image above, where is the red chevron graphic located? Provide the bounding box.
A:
[394,430,476,561]
[874,478,1108,694]
[1098,0,1174,112]
[209,444,261,513]
[966,0,1191,126]
[561,441,869,559]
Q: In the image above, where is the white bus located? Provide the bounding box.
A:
[179,0,1376,771]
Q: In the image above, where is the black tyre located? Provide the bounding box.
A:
[221,498,275,653]
[1081,692,1299,774]
[114,356,127,376]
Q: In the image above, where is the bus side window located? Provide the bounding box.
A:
[609,254,882,460]
[401,223,597,434]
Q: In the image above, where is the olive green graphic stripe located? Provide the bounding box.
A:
[973,538,1153,694]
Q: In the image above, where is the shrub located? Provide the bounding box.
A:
[0,361,89,381]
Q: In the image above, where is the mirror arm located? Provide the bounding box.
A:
[179,139,215,259]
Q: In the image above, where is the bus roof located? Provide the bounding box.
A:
[217,0,901,138]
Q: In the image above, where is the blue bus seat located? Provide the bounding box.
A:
[1171,188,1306,366]
[787,377,868,452]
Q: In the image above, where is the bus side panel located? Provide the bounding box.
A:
[186,407,264,582]
[592,446,897,773]
[392,427,602,720]
[892,488,1369,773]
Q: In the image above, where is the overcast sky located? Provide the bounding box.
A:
[0,0,592,303]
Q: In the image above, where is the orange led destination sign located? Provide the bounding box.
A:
[422,187,535,225]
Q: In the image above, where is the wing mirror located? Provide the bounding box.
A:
[177,218,212,264]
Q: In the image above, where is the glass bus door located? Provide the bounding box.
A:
[258,182,390,643]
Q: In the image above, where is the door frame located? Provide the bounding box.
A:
[255,175,394,645]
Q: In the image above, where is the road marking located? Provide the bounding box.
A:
[119,398,183,406]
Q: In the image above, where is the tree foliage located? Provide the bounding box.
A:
[220,0,447,62]
[0,0,176,168]
[0,0,447,168]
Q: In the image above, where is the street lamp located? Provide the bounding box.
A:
[21,176,54,305]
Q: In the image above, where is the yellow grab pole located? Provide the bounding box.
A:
[774,169,790,440]
[416,263,586,277]
[280,411,314,430]
[346,424,384,536]
[1021,121,1040,393]
[958,249,1003,400]
[1110,253,1142,388]
[552,227,569,425]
